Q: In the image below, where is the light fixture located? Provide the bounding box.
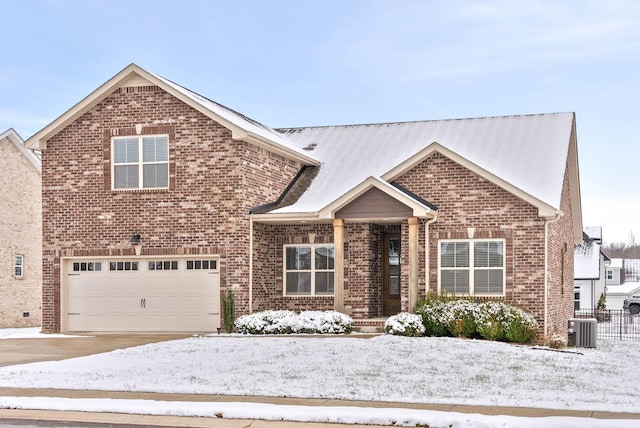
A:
[129,232,141,244]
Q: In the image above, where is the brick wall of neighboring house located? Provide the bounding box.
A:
[40,84,300,332]
[0,136,42,328]
[395,152,551,333]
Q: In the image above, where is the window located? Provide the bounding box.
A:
[109,261,139,271]
[186,260,217,270]
[149,260,179,271]
[112,135,168,189]
[284,245,334,296]
[574,288,580,311]
[72,262,102,272]
[14,255,24,278]
[606,270,613,280]
[439,240,504,296]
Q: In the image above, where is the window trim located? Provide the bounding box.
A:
[111,134,169,190]
[14,254,24,278]
[437,239,506,297]
[283,244,335,296]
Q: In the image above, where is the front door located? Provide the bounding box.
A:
[383,233,401,315]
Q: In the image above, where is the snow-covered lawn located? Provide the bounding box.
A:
[1,329,639,427]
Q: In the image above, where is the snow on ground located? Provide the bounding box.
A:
[0,329,639,427]
[0,327,81,339]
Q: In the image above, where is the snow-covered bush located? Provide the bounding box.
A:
[384,312,426,337]
[415,294,539,343]
[234,310,353,335]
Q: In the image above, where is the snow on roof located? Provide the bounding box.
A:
[574,241,601,279]
[274,113,574,214]
[147,71,317,165]
[606,282,640,295]
[609,258,623,269]
[584,226,602,242]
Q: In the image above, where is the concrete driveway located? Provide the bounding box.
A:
[0,334,190,367]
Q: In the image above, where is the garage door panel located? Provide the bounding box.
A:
[65,258,221,333]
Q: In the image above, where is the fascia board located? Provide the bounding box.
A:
[567,117,584,244]
[24,64,320,166]
[250,212,323,224]
[1,128,41,171]
[383,142,560,220]
[318,176,435,219]
[25,64,144,150]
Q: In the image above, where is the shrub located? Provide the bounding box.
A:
[234,310,353,335]
[475,301,507,341]
[384,312,426,337]
[414,293,539,344]
[502,307,538,344]
[222,289,235,333]
[415,293,454,337]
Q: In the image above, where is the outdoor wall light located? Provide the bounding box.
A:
[130,232,142,255]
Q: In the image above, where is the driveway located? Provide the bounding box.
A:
[0,334,190,367]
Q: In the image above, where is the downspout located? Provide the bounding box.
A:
[424,214,438,296]
[249,216,254,314]
[544,211,563,339]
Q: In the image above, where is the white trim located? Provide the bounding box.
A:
[437,238,506,297]
[318,176,435,220]
[283,243,335,297]
[0,128,41,171]
[13,254,24,278]
[382,142,560,219]
[25,64,319,167]
[111,134,169,190]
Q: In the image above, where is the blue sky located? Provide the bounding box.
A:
[1,0,639,244]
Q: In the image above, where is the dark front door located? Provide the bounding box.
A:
[383,233,401,315]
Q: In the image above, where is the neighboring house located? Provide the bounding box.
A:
[605,258,640,309]
[606,258,623,285]
[25,64,582,340]
[0,129,42,328]
[573,227,610,310]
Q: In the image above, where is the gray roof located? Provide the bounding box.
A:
[274,113,575,214]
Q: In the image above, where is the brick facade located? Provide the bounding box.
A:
[40,85,301,332]
[252,152,575,339]
[35,68,577,340]
[0,133,42,328]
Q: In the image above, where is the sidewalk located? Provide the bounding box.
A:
[1,386,639,427]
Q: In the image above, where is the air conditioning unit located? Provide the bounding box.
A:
[568,318,597,348]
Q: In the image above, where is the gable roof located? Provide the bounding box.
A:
[24,64,319,166]
[0,128,41,171]
[275,114,579,223]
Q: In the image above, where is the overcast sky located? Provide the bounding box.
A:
[1,0,638,244]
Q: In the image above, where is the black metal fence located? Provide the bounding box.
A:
[573,309,640,342]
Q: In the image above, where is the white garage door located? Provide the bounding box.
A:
[64,257,220,333]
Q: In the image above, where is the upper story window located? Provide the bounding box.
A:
[606,270,613,280]
[112,135,168,190]
[284,245,334,296]
[438,239,505,296]
[14,255,24,278]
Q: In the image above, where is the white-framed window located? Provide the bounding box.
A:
[14,255,24,278]
[574,287,581,311]
[438,239,505,296]
[606,270,613,280]
[284,244,334,296]
[112,135,169,190]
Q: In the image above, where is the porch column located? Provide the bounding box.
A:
[333,219,346,313]
[408,217,419,312]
